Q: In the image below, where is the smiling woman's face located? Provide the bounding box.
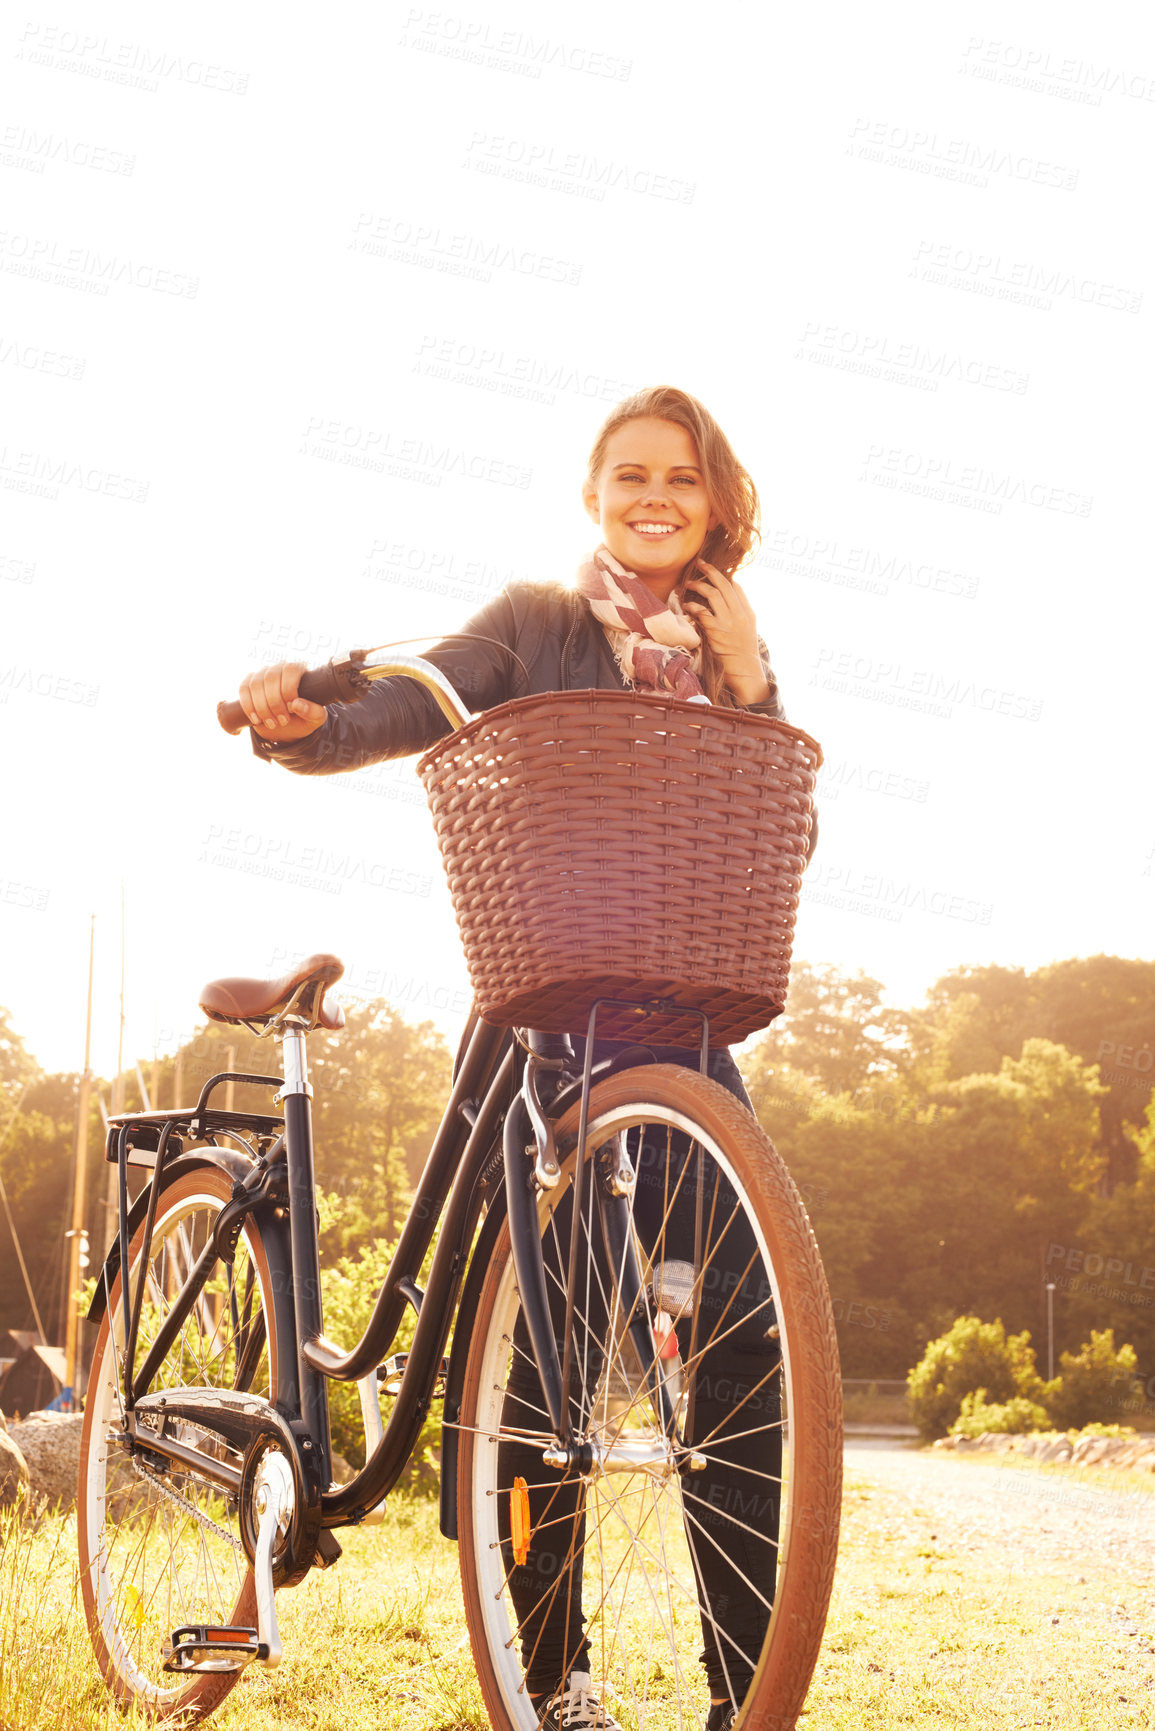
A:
[582,416,718,600]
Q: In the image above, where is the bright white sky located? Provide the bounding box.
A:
[2,2,1152,1084]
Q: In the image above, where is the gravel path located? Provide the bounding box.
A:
[845,1438,1155,1585]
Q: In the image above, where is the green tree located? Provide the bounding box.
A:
[743,962,907,1100]
[305,1003,451,1253]
[0,1008,103,1346]
[893,1041,1105,1356]
[1,997,452,1351]
[740,1049,933,1377]
[0,1069,106,1346]
[1054,1098,1155,1396]
[0,1008,39,1108]
[904,966,1036,1089]
[904,957,1155,1186]
[139,1003,450,1255]
[742,1032,1107,1381]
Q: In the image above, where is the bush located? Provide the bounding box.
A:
[317,1191,441,1497]
[1043,1330,1138,1431]
[949,1389,1051,1437]
[907,1315,1045,1442]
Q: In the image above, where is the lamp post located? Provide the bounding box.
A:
[1045,1280,1056,1381]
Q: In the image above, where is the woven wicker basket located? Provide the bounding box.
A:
[417,689,822,1047]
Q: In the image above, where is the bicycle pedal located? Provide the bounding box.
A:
[163,1624,263,1674]
[377,1353,449,1397]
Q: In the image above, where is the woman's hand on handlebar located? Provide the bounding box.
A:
[240,662,328,741]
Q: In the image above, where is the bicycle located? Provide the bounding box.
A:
[78,653,842,1730]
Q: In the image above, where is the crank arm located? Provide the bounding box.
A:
[252,1451,295,1667]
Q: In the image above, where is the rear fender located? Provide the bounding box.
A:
[86,1149,264,1327]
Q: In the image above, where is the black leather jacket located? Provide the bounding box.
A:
[254,580,792,777]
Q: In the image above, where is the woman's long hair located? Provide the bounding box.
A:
[586,386,761,705]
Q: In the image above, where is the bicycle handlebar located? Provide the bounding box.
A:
[216,651,473,736]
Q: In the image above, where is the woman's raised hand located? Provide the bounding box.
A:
[682,560,770,705]
[239,662,328,741]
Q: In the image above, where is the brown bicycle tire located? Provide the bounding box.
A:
[78,1166,278,1725]
[457,1064,842,1731]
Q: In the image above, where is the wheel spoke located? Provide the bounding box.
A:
[460,1069,842,1731]
[79,1173,276,1714]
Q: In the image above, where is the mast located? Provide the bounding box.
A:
[63,915,95,1402]
[102,884,126,1263]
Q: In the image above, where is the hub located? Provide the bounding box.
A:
[542,1434,706,1478]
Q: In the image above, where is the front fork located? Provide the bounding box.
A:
[503,1049,681,1463]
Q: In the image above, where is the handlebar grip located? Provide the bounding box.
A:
[216,698,250,736]
[216,658,368,736]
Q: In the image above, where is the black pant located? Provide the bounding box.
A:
[496,1043,781,1702]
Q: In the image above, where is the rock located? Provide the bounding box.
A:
[1108,1439,1155,1470]
[1070,1434,1132,1466]
[330,1451,355,1486]
[1013,1433,1069,1462]
[7,1413,83,1510]
[0,1427,30,1510]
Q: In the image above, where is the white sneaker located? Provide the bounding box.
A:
[535,1671,624,1730]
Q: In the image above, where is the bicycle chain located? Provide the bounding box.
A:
[131,1456,244,1554]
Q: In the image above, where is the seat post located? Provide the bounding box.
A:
[281,1025,312,1100]
[279,1022,332,1486]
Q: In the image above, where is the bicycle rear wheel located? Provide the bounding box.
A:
[78,1165,282,1724]
[457,1065,841,1731]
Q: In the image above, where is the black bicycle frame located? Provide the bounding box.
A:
[102,999,701,1532]
[101,1018,517,1520]
[313,1014,516,1522]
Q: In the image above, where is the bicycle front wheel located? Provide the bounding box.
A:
[78,1165,283,1724]
[457,1064,841,1731]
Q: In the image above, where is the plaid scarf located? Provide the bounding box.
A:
[575,545,709,704]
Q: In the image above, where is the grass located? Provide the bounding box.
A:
[0,1494,156,1731]
[806,1458,1155,1729]
[3,1453,1154,1730]
[211,1497,487,1731]
[0,1494,485,1731]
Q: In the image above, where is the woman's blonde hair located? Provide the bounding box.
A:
[586,386,762,705]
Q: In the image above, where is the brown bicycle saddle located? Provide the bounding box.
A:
[199,953,346,1031]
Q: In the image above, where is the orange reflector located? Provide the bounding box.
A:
[511,1476,531,1565]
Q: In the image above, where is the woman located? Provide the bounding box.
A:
[242,387,810,1731]
[242,390,786,760]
